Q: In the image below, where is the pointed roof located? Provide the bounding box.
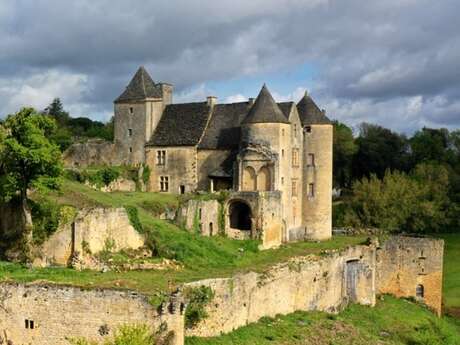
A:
[242,85,289,124]
[115,66,162,103]
[296,91,331,125]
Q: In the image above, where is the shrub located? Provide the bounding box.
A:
[30,198,62,244]
[69,324,159,345]
[183,285,215,329]
[125,206,143,233]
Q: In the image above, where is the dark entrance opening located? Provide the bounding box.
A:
[229,201,251,230]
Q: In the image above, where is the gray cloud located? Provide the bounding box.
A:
[0,0,459,131]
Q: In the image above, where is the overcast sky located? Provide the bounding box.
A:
[1,0,459,133]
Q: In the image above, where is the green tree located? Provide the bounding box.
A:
[43,98,70,126]
[0,108,63,239]
[332,121,357,188]
[353,123,409,180]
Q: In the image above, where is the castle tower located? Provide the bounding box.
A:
[297,91,333,240]
[114,66,173,165]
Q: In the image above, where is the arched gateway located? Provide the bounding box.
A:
[228,200,252,231]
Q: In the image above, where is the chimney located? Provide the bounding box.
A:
[248,97,255,105]
[207,96,217,107]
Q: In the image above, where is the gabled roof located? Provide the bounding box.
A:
[296,92,331,125]
[242,85,289,124]
[146,102,211,147]
[115,66,162,103]
[198,102,251,150]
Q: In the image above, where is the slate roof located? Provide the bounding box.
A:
[198,102,251,150]
[147,102,211,146]
[277,102,295,119]
[115,66,162,102]
[242,85,289,124]
[296,92,331,125]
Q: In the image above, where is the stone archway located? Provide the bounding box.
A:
[257,165,271,191]
[228,200,252,231]
[242,166,257,191]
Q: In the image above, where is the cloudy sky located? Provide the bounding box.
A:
[1,0,459,133]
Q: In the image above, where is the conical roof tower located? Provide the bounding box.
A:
[242,85,289,124]
[115,66,162,102]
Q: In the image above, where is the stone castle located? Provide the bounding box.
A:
[113,67,333,246]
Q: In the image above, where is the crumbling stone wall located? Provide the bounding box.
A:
[185,244,376,337]
[0,282,184,345]
[63,139,121,168]
[35,208,145,268]
[376,236,444,315]
[176,199,220,236]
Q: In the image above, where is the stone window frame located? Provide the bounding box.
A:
[292,148,300,167]
[25,319,35,329]
[129,107,134,115]
[307,153,315,167]
[159,175,169,192]
[308,182,315,198]
[156,150,166,166]
[416,284,424,298]
[128,128,133,137]
[291,178,298,197]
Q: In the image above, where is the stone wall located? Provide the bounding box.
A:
[0,282,184,345]
[35,208,145,268]
[63,139,120,168]
[176,199,220,236]
[376,236,444,315]
[0,199,26,257]
[185,244,376,337]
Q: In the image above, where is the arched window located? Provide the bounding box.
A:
[242,166,257,191]
[416,284,424,298]
[257,166,271,191]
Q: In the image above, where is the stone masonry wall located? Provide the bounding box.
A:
[176,199,220,236]
[0,282,184,345]
[376,236,444,315]
[185,244,376,337]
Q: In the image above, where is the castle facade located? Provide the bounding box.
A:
[114,67,333,245]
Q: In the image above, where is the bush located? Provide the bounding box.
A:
[30,198,62,244]
[69,324,160,345]
[183,285,215,329]
[125,206,143,233]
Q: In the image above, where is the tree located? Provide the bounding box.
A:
[352,123,409,180]
[43,98,70,126]
[0,108,62,239]
[332,121,357,188]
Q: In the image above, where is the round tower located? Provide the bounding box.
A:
[297,91,333,240]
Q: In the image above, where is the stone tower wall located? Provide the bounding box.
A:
[302,124,333,240]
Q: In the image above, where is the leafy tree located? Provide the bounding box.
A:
[332,121,357,188]
[0,108,62,238]
[43,98,70,126]
[352,123,410,180]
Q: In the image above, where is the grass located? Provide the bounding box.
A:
[186,296,460,345]
[0,179,367,297]
[438,233,460,315]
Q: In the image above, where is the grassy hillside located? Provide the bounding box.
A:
[0,179,367,296]
[439,233,460,317]
[186,296,460,345]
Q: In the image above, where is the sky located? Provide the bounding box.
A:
[0,0,459,134]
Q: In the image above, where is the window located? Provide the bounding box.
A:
[198,208,202,220]
[281,149,285,158]
[25,319,35,329]
[159,176,169,192]
[281,177,284,185]
[156,150,166,165]
[128,128,133,137]
[282,128,285,136]
[292,149,300,167]
[294,124,297,137]
[308,183,315,197]
[180,185,185,194]
[305,126,312,133]
[209,222,214,235]
[416,284,424,298]
[129,147,132,153]
[292,179,298,197]
[308,153,315,166]
[129,107,134,114]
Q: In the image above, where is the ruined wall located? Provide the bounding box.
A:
[0,283,184,345]
[376,236,444,315]
[176,199,220,236]
[186,244,376,337]
[36,208,145,268]
[146,146,197,193]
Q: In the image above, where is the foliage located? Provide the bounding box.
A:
[332,121,357,188]
[183,285,215,329]
[125,205,144,233]
[142,164,151,186]
[0,108,63,203]
[69,324,157,345]
[337,164,452,233]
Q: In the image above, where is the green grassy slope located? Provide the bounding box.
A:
[439,234,460,315]
[0,180,367,296]
[186,296,460,345]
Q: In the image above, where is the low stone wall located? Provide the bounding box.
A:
[176,199,220,236]
[185,244,376,337]
[87,177,137,193]
[35,208,145,268]
[0,282,184,345]
[376,236,444,315]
